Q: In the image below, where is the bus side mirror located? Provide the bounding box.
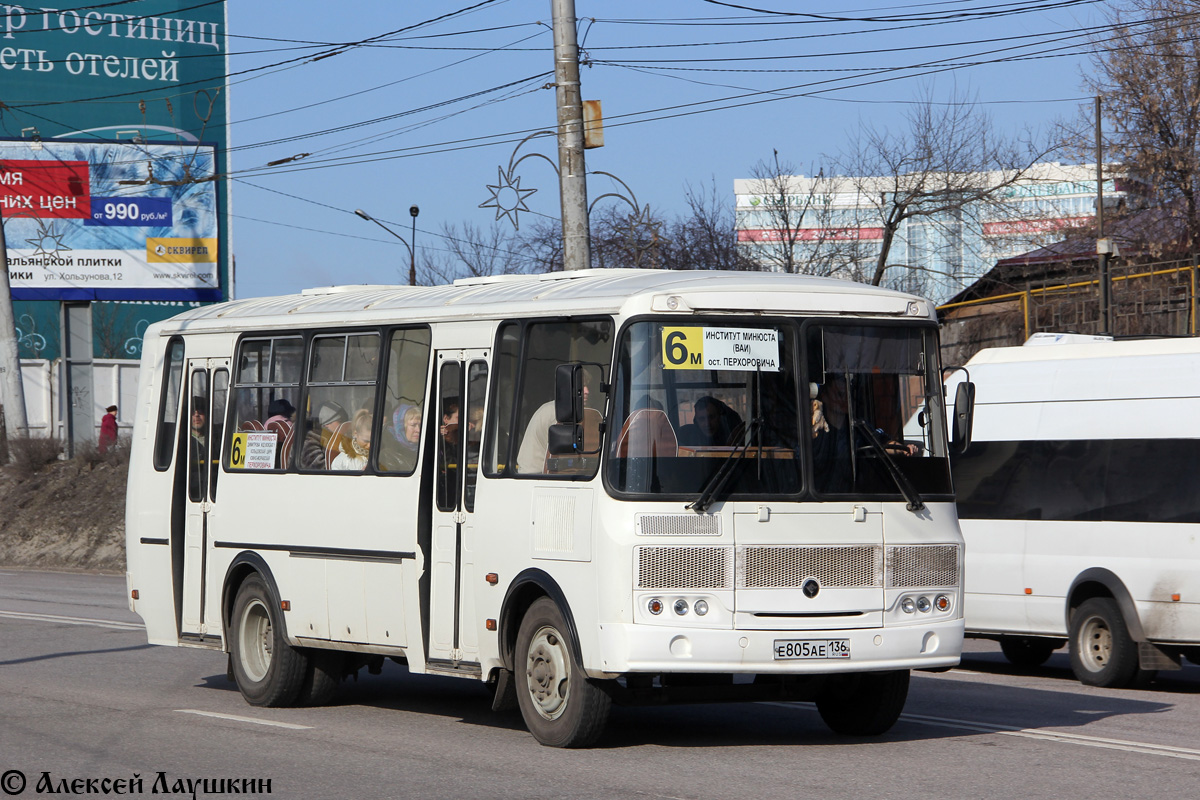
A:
[554,364,583,425]
[547,422,582,455]
[952,381,975,454]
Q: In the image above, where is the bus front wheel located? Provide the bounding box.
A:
[230,574,308,707]
[816,669,910,736]
[514,597,611,748]
[1068,597,1141,688]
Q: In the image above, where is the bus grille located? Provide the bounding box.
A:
[737,546,882,589]
[886,545,959,588]
[636,513,721,536]
[636,546,732,589]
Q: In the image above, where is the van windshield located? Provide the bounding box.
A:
[604,319,952,500]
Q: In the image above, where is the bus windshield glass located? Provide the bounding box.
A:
[606,319,951,500]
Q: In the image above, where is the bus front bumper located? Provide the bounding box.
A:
[593,619,964,675]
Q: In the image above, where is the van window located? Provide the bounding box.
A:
[153,337,184,471]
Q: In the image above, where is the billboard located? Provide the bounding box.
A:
[2,139,220,300]
[1,1,229,357]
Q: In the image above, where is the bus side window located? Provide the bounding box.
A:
[231,336,302,472]
[210,369,228,499]
[153,337,184,471]
[301,332,380,472]
[377,327,432,475]
[501,318,612,478]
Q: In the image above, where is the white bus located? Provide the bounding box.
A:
[949,333,1200,687]
[125,269,966,747]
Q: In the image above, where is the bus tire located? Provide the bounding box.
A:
[298,649,343,707]
[816,669,909,736]
[1068,597,1140,688]
[999,636,1058,668]
[514,597,611,748]
[230,574,308,707]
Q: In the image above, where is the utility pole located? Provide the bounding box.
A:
[551,0,590,271]
[1096,96,1113,335]
[0,207,29,444]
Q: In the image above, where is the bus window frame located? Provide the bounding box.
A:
[601,313,806,504]
[373,324,434,478]
[153,336,185,472]
[799,317,953,504]
[224,332,306,474]
[484,315,616,481]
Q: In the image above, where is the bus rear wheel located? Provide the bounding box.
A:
[230,574,308,707]
[999,636,1059,668]
[816,669,909,736]
[514,597,611,748]
[1068,597,1141,688]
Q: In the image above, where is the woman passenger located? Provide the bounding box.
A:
[331,409,372,471]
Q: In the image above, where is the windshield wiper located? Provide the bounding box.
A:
[686,419,760,514]
[852,419,925,512]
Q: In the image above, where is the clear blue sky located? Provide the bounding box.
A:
[226,0,1107,298]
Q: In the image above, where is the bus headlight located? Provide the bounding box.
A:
[673,599,689,616]
[901,597,916,614]
[916,596,932,613]
[694,599,709,616]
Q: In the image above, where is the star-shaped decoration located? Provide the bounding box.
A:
[480,167,537,230]
[25,220,71,258]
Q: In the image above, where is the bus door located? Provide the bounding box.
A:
[427,350,489,667]
[179,359,229,638]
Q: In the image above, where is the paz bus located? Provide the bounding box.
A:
[125,269,967,747]
[948,333,1200,687]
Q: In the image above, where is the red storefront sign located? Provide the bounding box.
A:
[0,160,91,219]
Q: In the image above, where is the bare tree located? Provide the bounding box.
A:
[661,179,755,271]
[1084,0,1200,255]
[741,152,869,277]
[419,221,531,284]
[832,87,1049,290]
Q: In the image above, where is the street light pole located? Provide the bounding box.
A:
[355,209,416,286]
[409,205,419,287]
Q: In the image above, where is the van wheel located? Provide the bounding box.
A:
[816,670,909,736]
[515,597,611,748]
[230,574,308,707]
[999,636,1058,668]
[1069,597,1140,688]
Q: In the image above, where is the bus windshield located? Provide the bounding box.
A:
[605,319,952,500]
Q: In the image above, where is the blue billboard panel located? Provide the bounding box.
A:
[87,197,173,227]
[3,139,220,301]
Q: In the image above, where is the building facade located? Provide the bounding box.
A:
[734,163,1122,305]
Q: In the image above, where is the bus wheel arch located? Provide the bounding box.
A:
[1066,570,1147,688]
[1066,569,1145,642]
[497,569,583,671]
[221,552,288,643]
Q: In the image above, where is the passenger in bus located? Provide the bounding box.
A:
[189,397,207,497]
[300,401,350,470]
[331,409,372,471]
[440,397,461,450]
[380,404,421,472]
[677,396,742,447]
[265,398,296,468]
[812,378,916,492]
[265,397,295,428]
[515,374,597,474]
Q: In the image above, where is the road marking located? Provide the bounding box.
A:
[0,609,143,631]
[762,702,1200,762]
[176,710,312,730]
[900,713,1200,761]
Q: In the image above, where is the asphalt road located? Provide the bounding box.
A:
[1,569,1198,800]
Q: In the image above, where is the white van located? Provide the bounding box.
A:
[947,333,1200,687]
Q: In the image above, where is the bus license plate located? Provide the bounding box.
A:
[773,639,851,660]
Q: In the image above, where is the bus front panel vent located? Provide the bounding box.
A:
[636,546,732,590]
[737,545,882,589]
